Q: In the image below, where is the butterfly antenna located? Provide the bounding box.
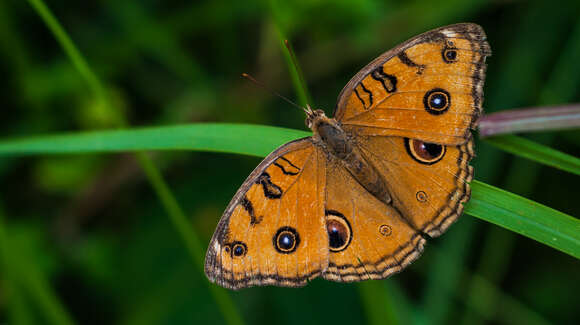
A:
[284,40,314,115]
[241,73,311,115]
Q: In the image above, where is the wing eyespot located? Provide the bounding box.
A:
[325,210,353,252]
[423,88,451,115]
[378,224,392,236]
[224,241,247,258]
[405,138,446,164]
[416,191,428,202]
[273,227,300,254]
[442,40,459,63]
[233,242,247,257]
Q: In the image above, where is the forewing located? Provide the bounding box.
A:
[335,23,491,145]
[205,138,329,289]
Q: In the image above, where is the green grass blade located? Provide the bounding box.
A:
[5,125,578,179]
[26,0,109,110]
[269,0,313,108]
[461,14,580,325]
[26,1,245,324]
[1,124,578,260]
[0,124,310,157]
[484,135,580,176]
[136,152,244,325]
[136,152,205,271]
[467,181,580,259]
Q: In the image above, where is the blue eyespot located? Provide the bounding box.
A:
[423,88,450,115]
[274,227,300,254]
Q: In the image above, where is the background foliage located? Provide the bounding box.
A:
[0,0,579,324]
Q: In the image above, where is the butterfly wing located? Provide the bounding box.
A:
[358,135,474,238]
[321,135,473,281]
[207,23,488,288]
[205,138,329,289]
[322,160,426,281]
[323,23,484,278]
[335,23,491,145]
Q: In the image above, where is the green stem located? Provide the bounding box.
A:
[136,153,245,325]
[26,0,109,110]
[25,1,244,324]
[269,0,313,108]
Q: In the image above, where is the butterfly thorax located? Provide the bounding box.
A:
[310,109,392,205]
[310,110,351,160]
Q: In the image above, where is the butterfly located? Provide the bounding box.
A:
[205,23,491,289]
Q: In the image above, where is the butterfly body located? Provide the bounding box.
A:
[205,23,490,289]
[312,110,393,206]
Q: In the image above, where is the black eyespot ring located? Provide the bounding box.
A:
[444,49,458,62]
[325,210,352,252]
[273,226,300,254]
[233,243,246,257]
[405,138,446,165]
[379,224,392,236]
[442,40,459,63]
[423,88,450,115]
[225,241,247,258]
[416,191,428,202]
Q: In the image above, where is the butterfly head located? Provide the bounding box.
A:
[305,108,329,129]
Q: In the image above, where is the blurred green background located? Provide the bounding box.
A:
[1,0,579,324]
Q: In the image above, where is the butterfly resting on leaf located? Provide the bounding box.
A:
[205,23,491,290]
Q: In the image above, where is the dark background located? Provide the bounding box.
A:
[1,0,579,324]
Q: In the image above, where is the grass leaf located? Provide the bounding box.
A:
[0,124,310,157]
[468,181,580,258]
[24,1,245,324]
[0,123,578,259]
[484,135,580,176]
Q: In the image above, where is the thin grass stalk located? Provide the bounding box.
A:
[269,0,313,108]
[27,0,110,112]
[135,153,244,325]
[267,6,404,322]
[25,1,244,324]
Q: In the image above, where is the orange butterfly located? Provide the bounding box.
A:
[205,23,491,289]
